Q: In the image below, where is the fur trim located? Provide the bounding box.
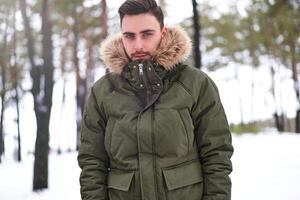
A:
[99,26,192,74]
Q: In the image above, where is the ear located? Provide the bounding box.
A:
[161,26,168,38]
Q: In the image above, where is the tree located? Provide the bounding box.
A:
[33,0,54,190]
[270,1,300,132]
[0,0,26,162]
[192,0,202,68]
[200,4,248,124]
[248,0,300,132]
[12,2,22,162]
[193,1,299,131]
[0,9,9,163]
[20,0,54,190]
[53,0,109,150]
[100,0,108,39]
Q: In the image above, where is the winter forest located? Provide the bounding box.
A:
[0,0,300,199]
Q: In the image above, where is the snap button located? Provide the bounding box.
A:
[157,83,161,86]
[140,84,144,87]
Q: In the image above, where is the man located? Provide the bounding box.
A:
[78,0,233,199]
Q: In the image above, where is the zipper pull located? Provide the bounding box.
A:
[138,63,143,75]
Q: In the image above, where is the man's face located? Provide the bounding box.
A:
[121,13,167,61]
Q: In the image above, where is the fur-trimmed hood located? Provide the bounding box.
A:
[100,26,192,74]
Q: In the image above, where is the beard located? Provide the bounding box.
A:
[131,51,152,61]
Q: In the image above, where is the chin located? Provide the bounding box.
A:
[132,56,151,61]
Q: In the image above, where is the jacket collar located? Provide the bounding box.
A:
[100,26,192,74]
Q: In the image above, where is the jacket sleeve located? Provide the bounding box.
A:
[192,76,233,200]
[77,86,109,200]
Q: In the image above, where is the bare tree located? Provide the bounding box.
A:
[72,3,88,151]
[0,12,9,163]
[192,0,202,68]
[290,41,300,132]
[32,0,54,189]
[270,65,285,131]
[74,0,109,150]
[100,0,108,39]
[12,3,22,161]
[20,0,54,190]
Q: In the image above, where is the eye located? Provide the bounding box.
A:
[142,32,153,38]
[124,34,135,40]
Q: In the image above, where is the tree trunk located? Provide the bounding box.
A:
[12,5,22,162]
[250,67,255,122]
[0,69,5,162]
[99,0,109,75]
[19,0,37,69]
[100,0,108,40]
[15,85,22,162]
[73,5,86,151]
[270,65,284,132]
[33,111,50,189]
[85,38,94,89]
[234,66,245,125]
[0,15,9,163]
[20,0,54,190]
[73,5,80,151]
[33,0,54,190]
[0,61,6,163]
[192,0,202,68]
[57,31,68,154]
[290,41,300,133]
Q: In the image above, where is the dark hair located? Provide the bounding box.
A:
[118,0,164,29]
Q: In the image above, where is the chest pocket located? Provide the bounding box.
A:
[104,117,116,158]
[104,115,138,162]
[178,108,195,148]
[154,108,194,158]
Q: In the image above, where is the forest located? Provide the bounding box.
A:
[0,0,299,198]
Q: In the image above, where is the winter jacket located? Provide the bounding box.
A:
[78,26,233,200]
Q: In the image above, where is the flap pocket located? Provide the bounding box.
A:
[108,170,134,191]
[162,160,203,190]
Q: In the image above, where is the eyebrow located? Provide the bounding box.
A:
[122,29,156,36]
[140,29,155,34]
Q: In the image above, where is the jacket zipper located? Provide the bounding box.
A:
[139,63,144,76]
[151,105,158,200]
[138,63,151,105]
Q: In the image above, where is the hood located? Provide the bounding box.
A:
[100,26,192,74]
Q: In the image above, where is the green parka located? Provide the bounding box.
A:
[78,27,233,200]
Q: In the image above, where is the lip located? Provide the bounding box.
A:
[133,54,149,60]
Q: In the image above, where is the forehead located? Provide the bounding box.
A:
[121,13,161,33]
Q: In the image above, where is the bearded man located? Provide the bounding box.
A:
[78,0,233,199]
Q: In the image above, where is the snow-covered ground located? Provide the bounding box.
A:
[0,151,81,200]
[231,131,300,200]
[1,132,300,200]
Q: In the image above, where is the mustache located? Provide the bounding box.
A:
[131,51,151,58]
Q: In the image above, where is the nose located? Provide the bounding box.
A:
[133,36,143,51]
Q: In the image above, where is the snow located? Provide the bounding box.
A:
[208,64,297,124]
[1,132,300,200]
[231,132,300,200]
[0,152,81,200]
[1,1,299,199]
